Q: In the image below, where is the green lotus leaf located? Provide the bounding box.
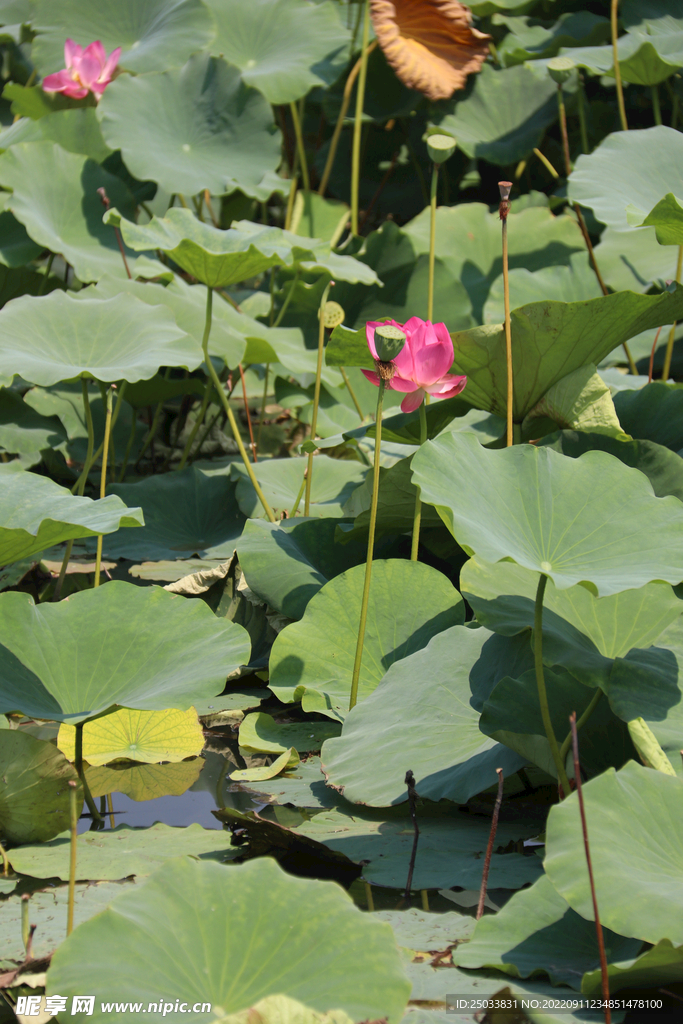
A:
[521,364,625,441]
[454,874,641,988]
[2,81,93,119]
[336,456,443,544]
[376,907,475,954]
[119,374,204,408]
[593,225,676,293]
[0,881,136,961]
[269,559,465,721]
[622,0,683,35]
[354,256,473,333]
[569,126,683,232]
[447,286,683,420]
[87,759,204,802]
[290,191,349,246]
[0,581,250,723]
[642,192,683,246]
[58,706,204,766]
[239,712,341,756]
[483,252,601,325]
[0,142,140,282]
[0,730,81,844]
[544,760,683,945]
[31,0,215,76]
[553,32,683,86]
[0,0,29,44]
[47,857,410,1022]
[0,107,112,162]
[205,0,349,104]
[98,55,281,198]
[613,382,683,451]
[0,290,200,388]
[582,939,683,997]
[222,997,355,1024]
[498,11,610,67]
[320,624,526,806]
[230,456,368,520]
[295,805,544,891]
[0,465,143,565]
[411,431,683,596]
[238,517,368,620]
[0,210,43,268]
[8,822,236,880]
[0,387,66,455]
[431,63,560,166]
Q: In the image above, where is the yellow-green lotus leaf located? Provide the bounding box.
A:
[58,707,204,766]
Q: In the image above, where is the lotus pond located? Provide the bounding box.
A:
[1,0,683,1022]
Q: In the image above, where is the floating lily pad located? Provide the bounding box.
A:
[269,559,465,721]
[239,713,341,756]
[0,582,251,723]
[0,730,80,844]
[231,456,368,521]
[230,747,300,782]
[0,387,67,455]
[47,857,411,1023]
[58,707,204,766]
[0,466,143,566]
[87,759,204,802]
[412,431,683,596]
[99,55,281,198]
[232,756,342,810]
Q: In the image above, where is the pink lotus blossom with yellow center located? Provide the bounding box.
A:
[362,316,467,413]
[42,39,121,100]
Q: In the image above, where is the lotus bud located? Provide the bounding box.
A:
[426,133,457,164]
[547,56,575,86]
[373,323,407,363]
[320,301,345,329]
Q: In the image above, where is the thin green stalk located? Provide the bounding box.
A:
[410,401,428,561]
[135,400,164,467]
[0,840,8,875]
[577,73,589,154]
[194,405,222,460]
[651,84,662,126]
[501,199,513,447]
[661,245,683,381]
[21,895,29,953]
[94,387,113,588]
[55,379,96,599]
[304,281,333,515]
[289,100,310,192]
[38,253,55,295]
[74,721,103,825]
[290,469,307,518]
[611,0,628,131]
[256,365,270,450]
[559,688,603,768]
[273,268,300,327]
[349,378,386,711]
[177,383,214,470]
[350,0,371,235]
[67,780,78,936]
[284,144,299,232]
[201,287,276,522]
[318,41,377,198]
[534,573,572,796]
[340,366,364,421]
[118,411,137,482]
[557,85,571,176]
[428,163,438,322]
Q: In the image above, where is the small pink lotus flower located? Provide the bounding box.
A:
[42,39,121,100]
[362,316,467,413]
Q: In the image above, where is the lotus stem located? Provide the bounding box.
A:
[651,85,662,126]
[410,401,428,561]
[290,468,307,518]
[421,890,429,911]
[74,721,103,825]
[304,281,333,515]
[201,286,276,522]
[256,364,270,450]
[284,146,299,232]
[272,268,300,328]
[611,0,628,132]
[428,163,438,322]
[349,377,386,710]
[340,366,364,421]
[570,714,611,1023]
[94,387,113,588]
[534,573,571,796]
[476,767,504,920]
[559,688,603,768]
[350,0,371,235]
[0,840,8,875]
[21,894,30,953]
[403,769,419,899]
[661,245,683,381]
[557,84,572,177]
[177,383,214,470]
[364,881,375,911]
[318,40,377,198]
[38,252,54,296]
[118,411,137,481]
[499,183,514,447]
[238,364,257,462]
[55,379,97,599]
[289,100,310,193]
[577,73,589,154]
[67,780,78,937]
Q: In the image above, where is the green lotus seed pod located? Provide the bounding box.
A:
[374,323,407,362]
[320,301,345,329]
[547,56,575,86]
[426,133,457,164]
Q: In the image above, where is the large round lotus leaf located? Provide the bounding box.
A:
[0,107,112,162]
[0,730,81,844]
[411,431,683,596]
[101,467,244,560]
[569,126,683,232]
[237,517,368,620]
[447,286,683,421]
[454,873,641,988]
[206,0,349,105]
[582,939,683,998]
[269,559,465,721]
[46,857,411,1023]
[0,291,200,387]
[0,142,139,282]
[0,386,66,455]
[8,822,236,880]
[498,11,610,67]
[58,707,204,766]
[432,63,559,166]
[483,253,601,325]
[98,55,281,198]
[613,382,683,452]
[554,32,683,86]
[231,457,368,521]
[31,0,214,76]
[320,624,525,806]
[544,760,683,945]
[0,466,143,565]
[594,224,678,294]
[0,581,251,723]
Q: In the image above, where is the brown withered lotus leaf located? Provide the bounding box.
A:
[370,0,490,102]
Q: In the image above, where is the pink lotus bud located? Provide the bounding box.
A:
[42,39,121,101]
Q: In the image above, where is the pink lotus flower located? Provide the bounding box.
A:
[362,316,467,413]
[42,39,121,100]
